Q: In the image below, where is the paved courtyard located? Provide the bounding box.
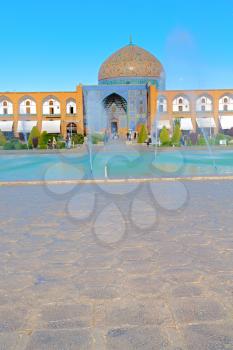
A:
[1,180,233,349]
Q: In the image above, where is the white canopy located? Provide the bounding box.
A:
[196,117,216,128]
[0,121,13,132]
[17,121,37,133]
[156,120,171,130]
[219,116,233,130]
[42,120,61,134]
[180,118,193,131]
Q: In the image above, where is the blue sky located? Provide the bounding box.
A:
[0,0,233,91]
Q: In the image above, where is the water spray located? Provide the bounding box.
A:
[200,127,217,172]
[104,162,108,179]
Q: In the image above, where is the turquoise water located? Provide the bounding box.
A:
[1,149,233,182]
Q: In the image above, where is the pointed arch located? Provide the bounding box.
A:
[19,95,37,115]
[196,94,213,112]
[173,94,190,112]
[219,93,233,112]
[0,96,13,115]
[43,95,61,115]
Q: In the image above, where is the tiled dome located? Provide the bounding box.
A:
[98,44,164,82]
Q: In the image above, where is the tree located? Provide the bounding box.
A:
[138,124,148,144]
[197,135,207,146]
[28,126,40,148]
[72,133,84,145]
[39,131,48,147]
[172,123,182,146]
[160,126,170,146]
[0,130,7,146]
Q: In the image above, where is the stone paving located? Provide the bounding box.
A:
[0,181,233,349]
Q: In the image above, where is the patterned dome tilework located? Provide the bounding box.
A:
[98,44,164,81]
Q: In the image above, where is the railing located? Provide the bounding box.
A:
[43,114,61,117]
[18,114,37,117]
[0,114,14,117]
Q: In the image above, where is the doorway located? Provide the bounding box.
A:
[111,121,118,135]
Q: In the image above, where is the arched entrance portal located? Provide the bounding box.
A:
[66,122,77,136]
[102,93,127,136]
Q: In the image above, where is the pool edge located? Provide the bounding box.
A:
[1,175,233,187]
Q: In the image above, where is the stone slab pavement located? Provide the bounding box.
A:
[0,181,233,349]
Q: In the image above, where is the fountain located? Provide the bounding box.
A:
[83,89,108,175]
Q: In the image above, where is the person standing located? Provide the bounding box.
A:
[66,134,70,149]
[52,137,57,149]
[147,134,152,147]
[47,139,52,149]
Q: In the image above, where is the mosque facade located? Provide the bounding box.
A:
[0,41,233,139]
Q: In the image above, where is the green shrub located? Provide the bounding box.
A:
[214,133,231,145]
[14,142,26,150]
[137,125,148,144]
[160,127,170,146]
[197,135,207,146]
[56,134,64,142]
[28,127,40,148]
[3,142,15,150]
[91,133,104,144]
[72,133,84,145]
[57,141,66,149]
[0,130,7,146]
[171,123,182,146]
[3,139,28,150]
[39,144,47,150]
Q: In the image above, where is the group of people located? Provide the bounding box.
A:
[47,137,57,149]
[126,130,138,141]
[126,130,152,146]
[47,134,72,149]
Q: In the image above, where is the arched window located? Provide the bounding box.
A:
[219,95,233,112]
[49,100,54,114]
[196,95,213,112]
[19,97,36,115]
[66,99,77,115]
[0,98,13,115]
[25,100,31,114]
[67,122,77,135]
[173,96,190,113]
[43,97,60,115]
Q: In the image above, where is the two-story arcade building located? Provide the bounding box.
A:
[0,41,233,139]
